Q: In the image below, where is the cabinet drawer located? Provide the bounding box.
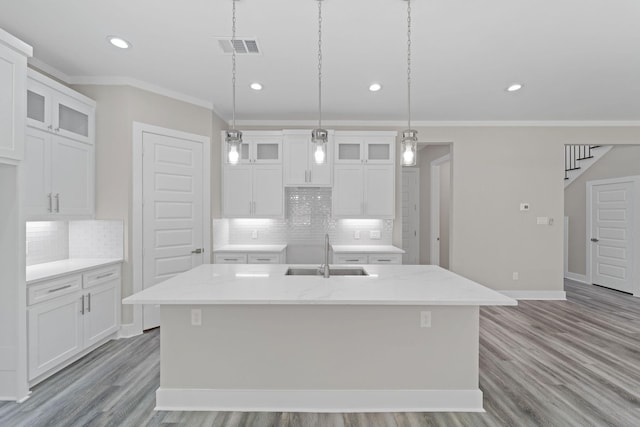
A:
[333,254,368,264]
[28,275,82,306]
[214,253,248,264]
[83,265,121,289]
[368,254,402,264]
[248,253,280,264]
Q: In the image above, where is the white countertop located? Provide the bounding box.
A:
[123,264,516,307]
[213,244,287,253]
[27,258,123,284]
[331,245,405,254]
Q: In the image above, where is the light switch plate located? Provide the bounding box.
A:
[520,203,530,211]
[251,230,258,239]
[354,230,360,239]
[536,217,549,225]
[370,230,381,239]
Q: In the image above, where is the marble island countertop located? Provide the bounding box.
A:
[123,264,516,307]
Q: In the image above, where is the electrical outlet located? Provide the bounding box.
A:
[512,272,519,280]
[420,311,431,328]
[191,309,202,326]
[251,230,258,239]
[536,217,549,225]
[370,230,381,240]
[354,230,360,239]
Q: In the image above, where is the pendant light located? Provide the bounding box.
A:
[225,0,242,165]
[401,0,418,167]
[311,0,328,165]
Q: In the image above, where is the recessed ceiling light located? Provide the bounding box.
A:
[506,83,523,92]
[369,83,382,92]
[250,82,263,91]
[107,36,131,49]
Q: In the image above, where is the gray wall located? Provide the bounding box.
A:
[72,84,222,324]
[565,145,640,276]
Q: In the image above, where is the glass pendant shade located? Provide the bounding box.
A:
[401,129,418,166]
[226,129,243,165]
[311,128,328,165]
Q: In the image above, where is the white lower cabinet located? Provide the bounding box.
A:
[333,253,402,265]
[214,251,286,264]
[27,263,121,382]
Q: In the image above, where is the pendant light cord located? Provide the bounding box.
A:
[318,0,323,130]
[407,0,412,131]
[232,0,237,131]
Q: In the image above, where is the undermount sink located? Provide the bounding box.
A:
[285,267,369,276]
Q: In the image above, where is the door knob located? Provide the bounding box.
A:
[191,248,203,254]
[590,238,599,242]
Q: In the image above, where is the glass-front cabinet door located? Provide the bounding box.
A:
[364,137,394,164]
[252,136,281,164]
[26,79,52,132]
[335,136,363,164]
[53,95,93,144]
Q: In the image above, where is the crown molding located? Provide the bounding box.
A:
[237,119,640,128]
[27,57,70,82]
[68,75,216,111]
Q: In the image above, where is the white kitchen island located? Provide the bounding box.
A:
[123,264,516,413]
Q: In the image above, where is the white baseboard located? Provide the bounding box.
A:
[499,290,567,300]
[118,323,142,339]
[565,273,588,285]
[155,388,484,413]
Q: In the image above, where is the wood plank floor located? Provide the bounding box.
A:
[2,280,640,426]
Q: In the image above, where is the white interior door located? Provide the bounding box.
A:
[590,180,635,293]
[402,169,420,264]
[143,132,204,330]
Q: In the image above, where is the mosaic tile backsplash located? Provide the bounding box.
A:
[222,188,393,246]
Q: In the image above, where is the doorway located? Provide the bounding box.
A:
[132,123,211,332]
[402,168,420,264]
[430,154,451,268]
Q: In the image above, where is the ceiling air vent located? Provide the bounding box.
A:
[217,38,261,55]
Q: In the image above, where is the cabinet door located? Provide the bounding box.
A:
[253,165,283,217]
[222,165,252,217]
[50,136,94,216]
[28,293,83,380]
[365,137,394,164]
[84,281,120,348]
[251,136,281,164]
[364,165,395,218]
[26,78,53,132]
[333,165,364,217]
[24,128,52,217]
[283,134,309,185]
[53,94,94,144]
[334,136,363,164]
[0,42,27,161]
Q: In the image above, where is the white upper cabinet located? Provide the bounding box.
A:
[283,130,332,186]
[24,127,94,219]
[333,131,396,219]
[221,131,284,218]
[0,29,31,163]
[335,132,395,165]
[224,131,282,165]
[26,69,95,145]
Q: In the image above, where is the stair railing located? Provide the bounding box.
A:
[564,145,601,180]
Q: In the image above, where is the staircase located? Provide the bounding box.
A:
[564,145,612,187]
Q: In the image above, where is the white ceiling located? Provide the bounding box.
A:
[1,0,639,122]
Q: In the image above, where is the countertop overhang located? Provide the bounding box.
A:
[122,264,516,307]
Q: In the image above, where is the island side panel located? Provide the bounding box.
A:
[160,305,479,391]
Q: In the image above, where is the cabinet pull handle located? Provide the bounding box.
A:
[256,258,271,261]
[377,259,391,262]
[81,295,85,315]
[253,201,256,214]
[47,193,52,212]
[223,258,238,261]
[249,202,252,215]
[96,272,114,279]
[305,170,308,182]
[346,259,359,262]
[87,293,91,312]
[55,193,60,213]
[48,284,72,293]
[309,170,312,182]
